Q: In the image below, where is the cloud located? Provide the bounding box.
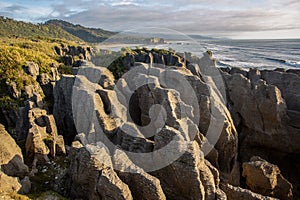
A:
[0,0,299,38]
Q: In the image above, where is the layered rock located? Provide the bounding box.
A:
[53,75,77,144]
[0,124,31,195]
[67,61,238,199]
[0,171,22,194]
[221,183,278,200]
[0,124,28,178]
[23,62,39,80]
[25,108,66,169]
[113,149,166,200]
[1,46,294,200]
[65,144,133,200]
[242,157,293,200]
[260,70,300,132]
[221,67,300,197]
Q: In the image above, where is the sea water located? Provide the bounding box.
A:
[156,39,300,70]
[100,38,300,70]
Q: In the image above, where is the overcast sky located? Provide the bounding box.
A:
[0,0,300,39]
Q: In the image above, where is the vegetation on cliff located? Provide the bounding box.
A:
[0,16,81,42]
[0,36,81,109]
[45,19,115,43]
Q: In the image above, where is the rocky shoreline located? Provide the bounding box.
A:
[0,50,299,200]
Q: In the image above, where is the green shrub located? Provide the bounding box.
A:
[58,64,73,75]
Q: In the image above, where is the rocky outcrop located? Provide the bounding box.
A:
[23,62,39,80]
[65,145,133,200]
[0,171,22,194]
[0,124,31,195]
[7,81,21,99]
[113,149,166,200]
[0,124,28,178]
[25,108,66,169]
[55,45,91,66]
[2,46,299,199]
[221,183,278,200]
[67,61,239,199]
[53,75,77,144]
[242,157,293,200]
[221,67,300,197]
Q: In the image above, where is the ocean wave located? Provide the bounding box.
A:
[264,57,286,63]
[285,61,300,68]
[264,57,300,68]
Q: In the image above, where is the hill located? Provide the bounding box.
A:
[0,16,82,42]
[45,19,116,43]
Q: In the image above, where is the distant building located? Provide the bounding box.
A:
[149,37,165,44]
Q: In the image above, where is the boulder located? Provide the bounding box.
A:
[7,81,21,99]
[0,124,28,178]
[221,183,278,200]
[38,73,55,104]
[0,171,21,194]
[181,65,239,185]
[229,67,248,77]
[23,82,45,107]
[19,176,31,194]
[242,157,293,200]
[222,72,300,154]
[23,62,39,80]
[55,135,66,156]
[220,68,300,197]
[50,63,60,81]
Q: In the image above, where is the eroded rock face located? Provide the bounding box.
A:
[25,108,66,169]
[0,171,22,194]
[0,124,31,195]
[221,183,278,200]
[261,70,300,112]
[53,75,77,144]
[65,144,133,200]
[0,124,28,178]
[67,61,235,199]
[113,149,166,200]
[242,157,293,200]
[57,59,299,200]
[221,68,300,197]
[23,62,39,80]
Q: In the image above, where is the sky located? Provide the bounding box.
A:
[0,0,300,39]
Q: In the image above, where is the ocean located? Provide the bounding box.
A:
[153,39,300,70]
[99,38,300,70]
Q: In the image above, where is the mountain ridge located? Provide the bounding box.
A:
[0,16,115,43]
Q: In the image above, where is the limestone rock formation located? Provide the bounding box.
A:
[221,67,300,197]
[23,62,39,80]
[6,81,21,99]
[0,171,22,194]
[0,124,28,178]
[0,124,31,195]
[242,157,293,200]
[53,75,77,144]
[68,61,234,199]
[221,183,278,200]
[113,149,166,200]
[25,108,66,168]
[65,145,133,200]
